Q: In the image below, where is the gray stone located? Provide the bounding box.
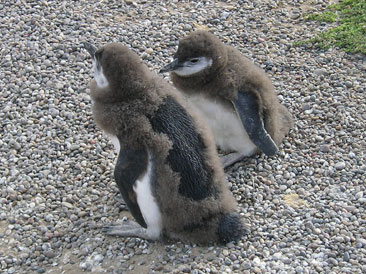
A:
[355,191,363,199]
[345,81,353,88]
[49,108,59,117]
[314,68,328,76]
[334,162,346,170]
[44,250,56,258]
[319,144,330,152]
[357,238,366,247]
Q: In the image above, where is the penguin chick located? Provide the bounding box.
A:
[160,31,293,168]
[83,42,245,244]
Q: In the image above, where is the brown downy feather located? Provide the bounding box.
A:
[89,43,244,244]
[171,31,293,146]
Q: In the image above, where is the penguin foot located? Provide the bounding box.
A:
[103,221,150,239]
[220,152,245,168]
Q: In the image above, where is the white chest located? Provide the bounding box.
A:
[187,94,257,156]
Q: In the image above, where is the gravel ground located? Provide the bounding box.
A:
[1,0,366,273]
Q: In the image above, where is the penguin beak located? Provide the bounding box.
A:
[83,42,97,57]
[160,58,179,73]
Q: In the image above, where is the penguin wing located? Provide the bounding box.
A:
[233,91,278,156]
[149,96,215,201]
[114,148,148,228]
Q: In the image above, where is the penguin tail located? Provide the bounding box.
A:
[217,213,246,243]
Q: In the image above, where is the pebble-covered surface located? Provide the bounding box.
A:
[1,0,366,273]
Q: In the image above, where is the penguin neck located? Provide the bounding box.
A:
[171,64,224,93]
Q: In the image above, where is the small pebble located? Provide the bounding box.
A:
[1,1,365,274]
[334,162,346,170]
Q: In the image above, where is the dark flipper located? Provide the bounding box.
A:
[233,92,278,156]
[114,147,148,228]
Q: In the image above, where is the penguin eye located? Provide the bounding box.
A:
[190,58,199,64]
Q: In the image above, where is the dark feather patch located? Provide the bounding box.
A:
[150,96,215,201]
[114,147,148,228]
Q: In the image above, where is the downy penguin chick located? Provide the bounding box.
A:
[161,31,293,168]
[83,42,245,244]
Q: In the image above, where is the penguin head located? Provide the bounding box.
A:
[160,31,227,77]
[84,42,149,102]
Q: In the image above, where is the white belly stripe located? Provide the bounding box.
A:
[133,152,162,239]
